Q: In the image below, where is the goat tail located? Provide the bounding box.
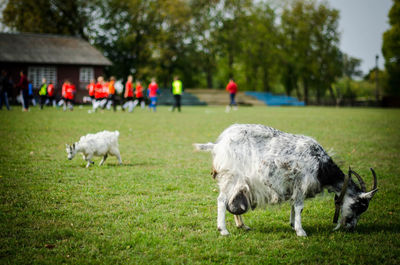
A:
[193,142,215,152]
[115,130,120,137]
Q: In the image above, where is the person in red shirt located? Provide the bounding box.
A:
[83,79,96,106]
[47,81,56,107]
[100,80,109,110]
[63,80,76,111]
[61,80,69,111]
[147,77,159,112]
[105,76,117,111]
[91,76,107,112]
[103,81,109,99]
[133,81,145,110]
[225,78,238,112]
[87,79,95,98]
[60,80,67,108]
[123,75,134,112]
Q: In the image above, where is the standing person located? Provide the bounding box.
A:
[63,80,75,111]
[114,79,123,109]
[28,81,36,106]
[16,71,29,111]
[60,80,68,107]
[47,81,56,107]
[171,76,183,112]
[107,76,117,111]
[133,81,145,110]
[84,79,95,106]
[148,78,159,112]
[0,70,11,110]
[123,75,134,112]
[225,78,238,112]
[91,76,105,112]
[38,78,47,109]
[101,78,109,110]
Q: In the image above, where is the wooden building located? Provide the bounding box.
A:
[0,32,112,103]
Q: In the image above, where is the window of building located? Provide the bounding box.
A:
[28,66,57,89]
[79,67,94,83]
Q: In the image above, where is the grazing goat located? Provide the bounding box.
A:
[66,130,122,168]
[194,124,378,236]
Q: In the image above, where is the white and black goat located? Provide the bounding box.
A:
[194,124,378,236]
[66,130,122,168]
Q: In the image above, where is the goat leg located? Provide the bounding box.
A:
[99,154,108,166]
[85,154,94,168]
[234,215,251,230]
[294,201,307,237]
[290,205,295,229]
[217,194,229,236]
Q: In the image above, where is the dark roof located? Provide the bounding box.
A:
[0,33,112,66]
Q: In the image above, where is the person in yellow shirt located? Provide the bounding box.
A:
[38,78,47,110]
[171,76,183,112]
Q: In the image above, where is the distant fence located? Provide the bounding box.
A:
[245,91,305,106]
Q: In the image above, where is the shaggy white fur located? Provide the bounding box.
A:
[195,124,378,236]
[66,130,122,168]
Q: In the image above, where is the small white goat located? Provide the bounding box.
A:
[195,124,378,236]
[66,130,122,168]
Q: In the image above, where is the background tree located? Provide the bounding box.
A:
[280,0,342,104]
[2,0,93,39]
[239,3,279,92]
[340,54,362,104]
[382,0,400,96]
[93,0,164,81]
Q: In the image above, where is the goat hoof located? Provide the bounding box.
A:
[296,229,307,237]
[220,230,230,236]
[238,225,251,231]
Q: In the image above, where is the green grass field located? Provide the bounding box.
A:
[0,106,399,264]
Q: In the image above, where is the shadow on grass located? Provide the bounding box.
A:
[256,224,294,235]
[105,161,159,167]
[351,222,400,234]
[69,161,159,168]
[253,220,400,236]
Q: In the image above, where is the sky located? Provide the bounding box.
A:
[327,0,392,74]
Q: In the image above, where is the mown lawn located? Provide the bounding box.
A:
[0,105,399,264]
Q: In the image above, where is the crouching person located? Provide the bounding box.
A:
[66,130,122,168]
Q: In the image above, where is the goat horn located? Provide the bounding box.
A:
[339,168,351,203]
[370,168,377,190]
[350,168,367,192]
[333,169,350,224]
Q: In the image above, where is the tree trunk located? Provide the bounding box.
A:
[262,67,270,92]
[206,67,213,88]
[303,78,309,105]
[316,87,321,105]
[295,81,301,100]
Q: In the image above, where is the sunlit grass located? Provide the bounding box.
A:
[0,106,399,264]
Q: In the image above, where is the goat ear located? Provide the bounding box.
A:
[359,189,378,200]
